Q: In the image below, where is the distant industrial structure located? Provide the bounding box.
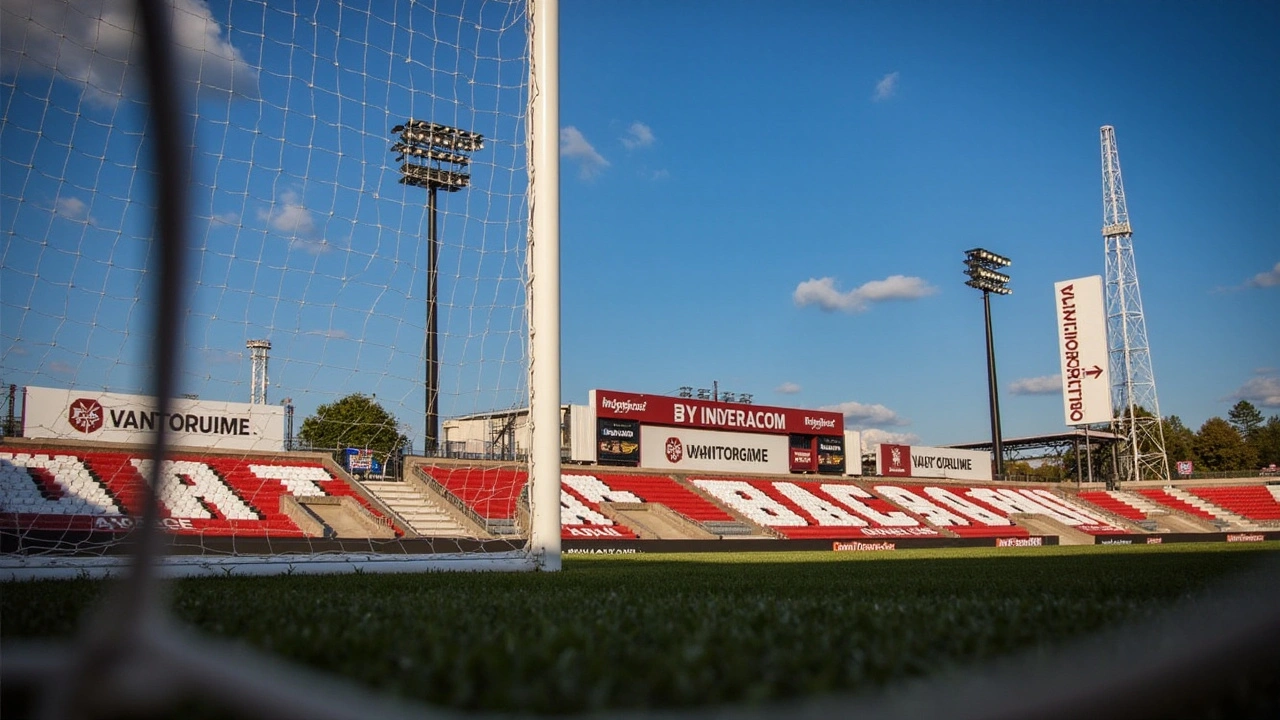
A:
[247,339,271,405]
[1100,126,1170,483]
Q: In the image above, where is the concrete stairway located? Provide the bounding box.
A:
[361,480,471,537]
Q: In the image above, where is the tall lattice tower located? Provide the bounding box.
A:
[246,339,271,406]
[1100,126,1170,484]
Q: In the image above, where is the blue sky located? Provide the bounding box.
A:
[555,0,1280,446]
[1,0,1277,451]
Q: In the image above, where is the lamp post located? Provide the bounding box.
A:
[392,120,484,456]
[964,247,1012,478]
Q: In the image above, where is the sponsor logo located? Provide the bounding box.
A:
[563,547,639,554]
[68,398,104,433]
[832,541,896,552]
[91,516,195,531]
[1145,536,1163,544]
[912,454,973,471]
[804,416,836,430]
[1099,538,1134,545]
[665,437,683,464]
[1227,533,1265,543]
[891,447,902,466]
[996,536,1045,548]
[601,397,647,414]
[860,527,939,537]
[685,444,769,463]
[566,526,628,538]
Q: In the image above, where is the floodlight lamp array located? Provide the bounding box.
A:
[398,163,470,191]
[392,142,472,166]
[963,247,1012,295]
[965,279,1012,295]
[964,247,1011,268]
[392,120,484,152]
[391,119,483,192]
[965,266,1010,285]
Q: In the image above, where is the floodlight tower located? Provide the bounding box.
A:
[392,120,484,455]
[1101,125,1169,484]
[246,339,271,405]
[964,248,1012,478]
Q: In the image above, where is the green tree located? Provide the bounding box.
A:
[1162,415,1199,474]
[1227,400,1264,440]
[1193,417,1257,472]
[299,394,408,461]
[1252,415,1280,469]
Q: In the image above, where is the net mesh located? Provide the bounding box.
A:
[1,0,538,572]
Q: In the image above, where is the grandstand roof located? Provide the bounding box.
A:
[947,428,1122,459]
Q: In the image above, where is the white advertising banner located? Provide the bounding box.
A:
[22,386,285,452]
[639,425,790,475]
[569,404,596,463]
[843,430,863,476]
[877,443,992,481]
[1054,276,1113,426]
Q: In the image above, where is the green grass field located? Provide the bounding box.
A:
[3,542,1279,716]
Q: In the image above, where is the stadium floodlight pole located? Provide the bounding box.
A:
[964,247,1012,478]
[391,120,483,456]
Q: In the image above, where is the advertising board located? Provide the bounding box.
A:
[22,386,285,452]
[638,425,790,474]
[816,435,846,475]
[876,443,992,481]
[344,448,383,475]
[597,418,640,466]
[592,389,842,437]
[1054,275,1113,426]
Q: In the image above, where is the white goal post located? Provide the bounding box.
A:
[0,0,560,577]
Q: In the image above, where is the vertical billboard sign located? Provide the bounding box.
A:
[816,435,845,475]
[789,435,816,473]
[597,418,640,466]
[1054,276,1113,426]
[878,444,913,477]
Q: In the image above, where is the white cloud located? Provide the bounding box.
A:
[55,196,91,221]
[1246,262,1280,288]
[1010,375,1062,395]
[775,382,802,395]
[621,121,655,150]
[0,0,258,104]
[48,360,77,376]
[560,126,609,179]
[200,348,241,366]
[306,329,350,340]
[820,400,909,429]
[259,190,313,233]
[859,428,920,451]
[1234,374,1280,408]
[872,71,899,102]
[794,275,938,313]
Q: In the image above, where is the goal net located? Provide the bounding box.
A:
[0,0,560,577]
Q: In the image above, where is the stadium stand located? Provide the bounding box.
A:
[1136,487,1221,522]
[691,478,942,539]
[871,484,1031,538]
[1183,485,1280,523]
[562,473,754,539]
[0,449,395,537]
[1076,490,1150,523]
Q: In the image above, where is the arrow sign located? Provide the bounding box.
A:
[1054,276,1113,426]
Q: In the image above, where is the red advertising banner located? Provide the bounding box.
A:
[592,389,843,437]
[879,444,913,477]
[789,447,816,473]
